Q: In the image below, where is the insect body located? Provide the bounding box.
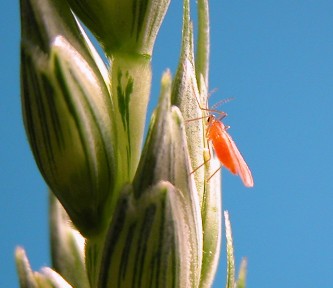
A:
[206,114,254,187]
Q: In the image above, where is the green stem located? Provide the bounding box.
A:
[196,0,210,89]
[109,53,152,201]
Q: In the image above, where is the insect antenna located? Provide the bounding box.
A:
[191,86,228,120]
[210,97,235,110]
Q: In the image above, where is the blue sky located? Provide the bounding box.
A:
[2,0,333,287]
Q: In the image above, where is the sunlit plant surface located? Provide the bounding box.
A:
[16,0,247,287]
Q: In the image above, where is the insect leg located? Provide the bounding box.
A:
[205,140,222,182]
[207,164,223,182]
[190,141,212,175]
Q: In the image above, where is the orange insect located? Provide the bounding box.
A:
[191,99,254,187]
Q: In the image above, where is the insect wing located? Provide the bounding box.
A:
[223,130,254,187]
